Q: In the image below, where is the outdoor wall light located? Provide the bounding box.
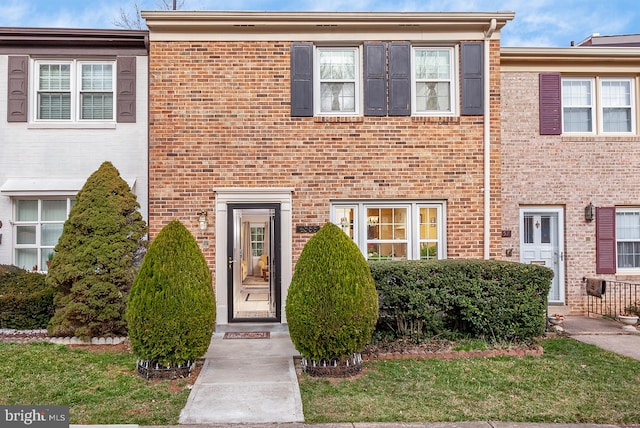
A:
[198,211,208,231]
[584,203,595,222]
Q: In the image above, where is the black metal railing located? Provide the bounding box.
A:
[586,278,640,317]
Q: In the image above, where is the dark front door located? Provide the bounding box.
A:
[227,203,280,322]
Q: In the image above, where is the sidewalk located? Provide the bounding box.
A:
[562,315,640,360]
[177,323,304,424]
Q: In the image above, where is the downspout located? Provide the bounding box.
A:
[483,18,496,259]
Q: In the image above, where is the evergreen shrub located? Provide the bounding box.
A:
[47,161,147,339]
[286,222,378,362]
[126,220,215,368]
[370,259,553,342]
[0,265,54,329]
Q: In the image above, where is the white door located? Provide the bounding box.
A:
[520,208,564,304]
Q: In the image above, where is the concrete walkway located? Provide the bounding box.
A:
[562,315,640,360]
[178,323,304,424]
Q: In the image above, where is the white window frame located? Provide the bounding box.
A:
[32,59,116,123]
[561,77,595,134]
[411,46,457,116]
[616,207,640,273]
[331,201,446,260]
[314,46,362,116]
[13,197,75,272]
[599,77,636,134]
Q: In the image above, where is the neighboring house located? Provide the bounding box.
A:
[501,42,640,314]
[142,11,514,324]
[0,28,149,273]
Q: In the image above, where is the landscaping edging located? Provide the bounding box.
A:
[0,329,127,345]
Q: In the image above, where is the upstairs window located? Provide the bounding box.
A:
[413,47,455,115]
[601,78,634,133]
[35,60,114,122]
[315,47,360,115]
[562,78,594,133]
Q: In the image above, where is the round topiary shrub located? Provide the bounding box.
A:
[286,222,378,377]
[126,220,215,379]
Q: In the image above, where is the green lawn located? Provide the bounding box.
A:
[299,338,640,424]
[1,338,639,425]
[0,342,190,425]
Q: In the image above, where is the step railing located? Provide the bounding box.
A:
[585,277,640,317]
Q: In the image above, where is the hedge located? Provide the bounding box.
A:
[0,265,55,329]
[369,259,553,342]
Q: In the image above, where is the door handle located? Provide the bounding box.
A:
[228,257,235,269]
[560,252,564,262]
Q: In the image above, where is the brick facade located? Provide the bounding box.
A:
[148,39,503,288]
[501,70,640,314]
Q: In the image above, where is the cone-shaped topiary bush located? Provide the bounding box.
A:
[47,161,147,339]
[286,222,378,367]
[126,220,215,368]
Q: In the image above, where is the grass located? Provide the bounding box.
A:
[0,342,190,425]
[299,337,640,424]
[2,337,639,425]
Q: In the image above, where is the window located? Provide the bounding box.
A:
[601,78,634,133]
[562,78,593,133]
[616,208,640,270]
[412,47,455,115]
[331,201,445,260]
[315,47,360,115]
[250,226,265,257]
[13,198,74,272]
[559,77,635,134]
[35,60,114,122]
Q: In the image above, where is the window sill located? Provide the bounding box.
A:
[562,135,640,142]
[28,122,117,130]
[411,116,461,125]
[314,116,364,123]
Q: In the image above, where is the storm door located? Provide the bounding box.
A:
[520,208,565,304]
[227,204,280,322]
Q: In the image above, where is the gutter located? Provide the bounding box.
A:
[483,18,496,260]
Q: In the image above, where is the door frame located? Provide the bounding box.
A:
[227,203,281,323]
[214,188,293,325]
[519,206,565,304]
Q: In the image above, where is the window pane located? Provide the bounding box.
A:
[42,248,55,272]
[15,249,38,271]
[617,211,640,240]
[562,80,591,106]
[41,224,63,246]
[617,242,640,269]
[82,64,113,91]
[602,80,631,107]
[81,93,114,120]
[415,49,450,80]
[42,200,67,221]
[38,93,71,120]
[540,216,551,244]
[335,207,355,239]
[524,215,534,244]
[39,64,70,91]
[16,226,36,245]
[16,200,38,221]
[320,82,355,112]
[319,50,355,80]
[564,108,592,132]
[416,82,450,112]
[420,208,438,240]
[603,108,631,132]
[420,242,437,260]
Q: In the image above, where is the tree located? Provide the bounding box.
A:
[126,220,215,369]
[286,223,378,375]
[47,161,147,339]
[113,0,185,30]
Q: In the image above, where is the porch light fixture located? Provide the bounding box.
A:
[584,203,595,222]
[198,211,208,231]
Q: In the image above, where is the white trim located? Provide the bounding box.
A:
[519,206,565,304]
[598,77,636,135]
[1,177,136,196]
[411,45,458,116]
[313,45,362,116]
[214,188,293,325]
[561,77,595,135]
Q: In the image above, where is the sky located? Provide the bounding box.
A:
[1,0,638,47]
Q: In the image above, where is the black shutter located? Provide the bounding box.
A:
[7,56,28,122]
[596,207,617,274]
[388,42,411,116]
[116,57,136,123]
[364,42,387,116]
[290,42,313,117]
[539,73,562,135]
[460,42,484,116]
